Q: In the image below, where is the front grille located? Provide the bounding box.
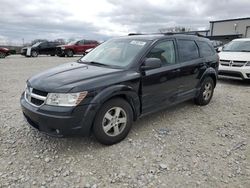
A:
[32,88,48,96]
[25,86,48,107]
[220,60,247,67]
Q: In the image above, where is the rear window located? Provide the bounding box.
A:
[178,40,199,62]
[197,41,215,57]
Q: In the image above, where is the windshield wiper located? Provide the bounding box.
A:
[79,60,109,67]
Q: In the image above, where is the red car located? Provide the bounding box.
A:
[0,47,10,58]
[57,39,99,57]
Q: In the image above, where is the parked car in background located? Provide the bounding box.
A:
[21,41,61,57]
[0,47,11,58]
[218,38,250,80]
[21,34,219,145]
[56,39,99,57]
[211,40,223,52]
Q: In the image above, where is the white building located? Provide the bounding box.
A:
[209,17,250,42]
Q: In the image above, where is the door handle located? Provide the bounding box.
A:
[172,68,180,73]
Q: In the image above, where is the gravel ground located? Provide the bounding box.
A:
[0,55,249,188]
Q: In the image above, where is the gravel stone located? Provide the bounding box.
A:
[0,55,249,187]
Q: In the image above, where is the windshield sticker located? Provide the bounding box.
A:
[130,40,146,46]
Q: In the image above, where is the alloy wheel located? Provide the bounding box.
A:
[203,82,212,101]
[102,107,127,137]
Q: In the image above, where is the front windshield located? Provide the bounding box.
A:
[223,41,250,52]
[67,41,77,45]
[32,42,42,47]
[80,38,149,68]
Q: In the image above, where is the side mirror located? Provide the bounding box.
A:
[141,58,162,71]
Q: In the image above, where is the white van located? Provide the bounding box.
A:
[218,38,250,80]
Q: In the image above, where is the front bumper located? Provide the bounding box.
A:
[218,64,250,80]
[20,93,97,137]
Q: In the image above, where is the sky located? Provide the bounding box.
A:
[0,0,250,45]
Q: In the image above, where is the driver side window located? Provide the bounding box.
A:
[146,40,176,66]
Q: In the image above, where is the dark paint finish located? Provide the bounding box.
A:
[21,41,60,57]
[21,34,219,137]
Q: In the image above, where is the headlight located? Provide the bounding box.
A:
[46,92,88,107]
[246,61,250,66]
[61,47,65,50]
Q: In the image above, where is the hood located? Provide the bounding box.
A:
[219,51,250,61]
[0,47,9,52]
[28,62,126,93]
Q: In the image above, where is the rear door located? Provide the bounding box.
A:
[177,39,204,99]
[141,39,181,114]
[38,42,49,55]
[46,42,57,55]
[83,40,96,51]
[75,40,85,54]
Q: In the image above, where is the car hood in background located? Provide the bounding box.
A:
[0,48,10,52]
[27,62,130,93]
[219,51,250,61]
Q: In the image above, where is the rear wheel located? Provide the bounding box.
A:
[93,98,133,145]
[0,52,6,58]
[194,77,214,106]
[66,50,74,57]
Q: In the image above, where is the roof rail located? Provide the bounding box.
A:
[128,33,144,36]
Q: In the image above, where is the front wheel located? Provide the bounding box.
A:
[194,77,214,106]
[93,98,133,145]
[31,50,38,57]
[0,52,6,58]
[66,50,74,57]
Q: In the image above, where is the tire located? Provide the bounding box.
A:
[93,98,133,145]
[66,50,74,57]
[31,51,38,57]
[0,52,6,58]
[194,77,214,106]
[50,54,55,56]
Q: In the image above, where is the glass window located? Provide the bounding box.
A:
[178,40,199,62]
[197,41,215,57]
[77,40,85,45]
[39,42,48,48]
[223,40,250,52]
[80,39,149,68]
[146,40,176,66]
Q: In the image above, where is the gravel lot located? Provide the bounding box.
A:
[0,55,249,188]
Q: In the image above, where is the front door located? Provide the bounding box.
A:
[141,40,181,114]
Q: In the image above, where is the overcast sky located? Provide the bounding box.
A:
[1,0,250,45]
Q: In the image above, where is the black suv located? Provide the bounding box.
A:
[20,34,219,145]
[21,41,61,57]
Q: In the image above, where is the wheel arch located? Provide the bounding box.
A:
[198,68,217,88]
[79,85,140,136]
[91,85,141,121]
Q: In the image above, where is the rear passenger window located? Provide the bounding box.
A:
[178,40,199,62]
[146,40,176,66]
[84,40,92,45]
[197,41,215,57]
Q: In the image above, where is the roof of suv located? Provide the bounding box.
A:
[121,34,210,42]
